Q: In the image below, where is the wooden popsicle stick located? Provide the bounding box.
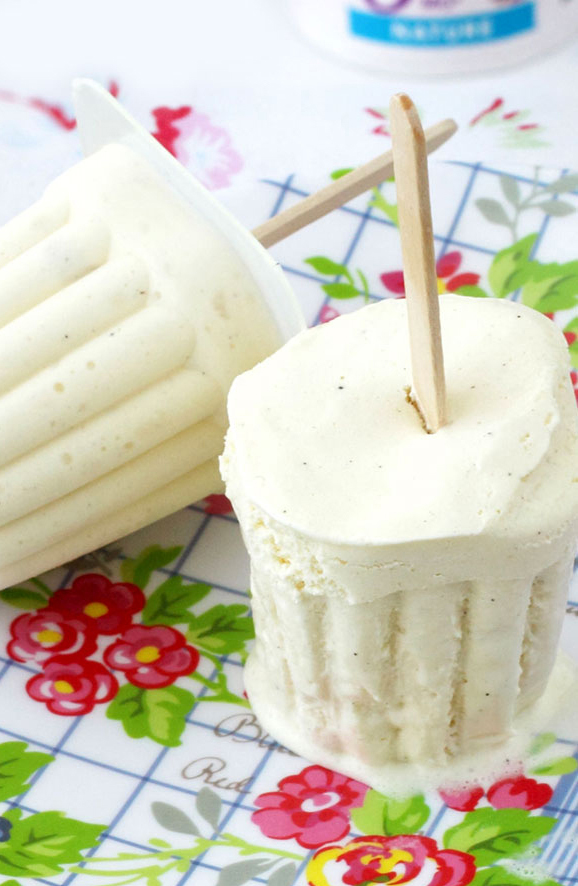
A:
[252,117,456,248]
[389,93,447,434]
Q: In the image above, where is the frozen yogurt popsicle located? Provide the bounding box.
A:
[0,133,303,589]
[222,294,578,775]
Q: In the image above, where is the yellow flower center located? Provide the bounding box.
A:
[135,645,160,664]
[36,629,62,645]
[376,849,414,883]
[437,277,447,294]
[54,680,74,694]
[83,602,108,618]
[306,844,414,886]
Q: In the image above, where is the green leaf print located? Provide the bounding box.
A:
[151,802,200,836]
[304,256,350,277]
[520,260,578,312]
[268,864,298,886]
[476,198,511,228]
[322,281,360,300]
[141,576,210,626]
[217,859,275,886]
[330,168,354,180]
[187,604,254,656]
[499,176,521,207]
[120,545,182,589]
[471,865,559,886]
[72,832,303,886]
[536,200,575,217]
[443,808,556,866]
[454,284,489,298]
[0,742,53,802]
[531,756,578,776]
[0,811,103,878]
[196,787,222,830]
[352,790,430,836]
[106,684,195,746]
[529,733,557,756]
[545,173,578,194]
[0,589,49,610]
[488,234,537,298]
[369,188,399,225]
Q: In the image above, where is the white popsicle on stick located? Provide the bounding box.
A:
[389,93,447,434]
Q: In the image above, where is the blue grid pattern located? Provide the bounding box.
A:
[0,161,576,886]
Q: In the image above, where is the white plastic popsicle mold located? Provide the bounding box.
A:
[0,80,305,590]
[74,80,304,344]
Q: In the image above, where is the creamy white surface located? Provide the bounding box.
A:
[0,144,287,586]
[223,296,578,768]
[226,296,578,551]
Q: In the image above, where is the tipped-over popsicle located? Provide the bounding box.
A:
[0,141,303,590]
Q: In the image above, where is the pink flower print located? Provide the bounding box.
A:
[381,251,480,298]
[104,624,200,688]
[27,658,118,715]
[307,834,476,886]
[439,785,484,812]
[319,305,341,324]
[152,105,243,190]
[50,574,145,635]
[8,609,97,664]
[252,765,368,849]
[365,107,390,137]
[487,776,553,810]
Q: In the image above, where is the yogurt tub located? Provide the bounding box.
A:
[288,0,578,76]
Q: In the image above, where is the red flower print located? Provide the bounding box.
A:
[50,574,145,635]
[307,834,476,886]
[571,371,578,407]
[104,624,199,688]
[470,98,504,127]
[203,494,234,516]
[252,765,368,849]
[439,785,484,812]
[487,776,553,810]
[381,252,480,298]
[8,610,97,664]
[469,98,541,134]
[319,305,341,324]
[151,105,192,157]
[0,81,119,131]
[27,658,118,715]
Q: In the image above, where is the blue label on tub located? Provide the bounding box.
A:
[349,3,535,47]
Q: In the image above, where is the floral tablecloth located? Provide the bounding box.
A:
[0,5,578,886]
